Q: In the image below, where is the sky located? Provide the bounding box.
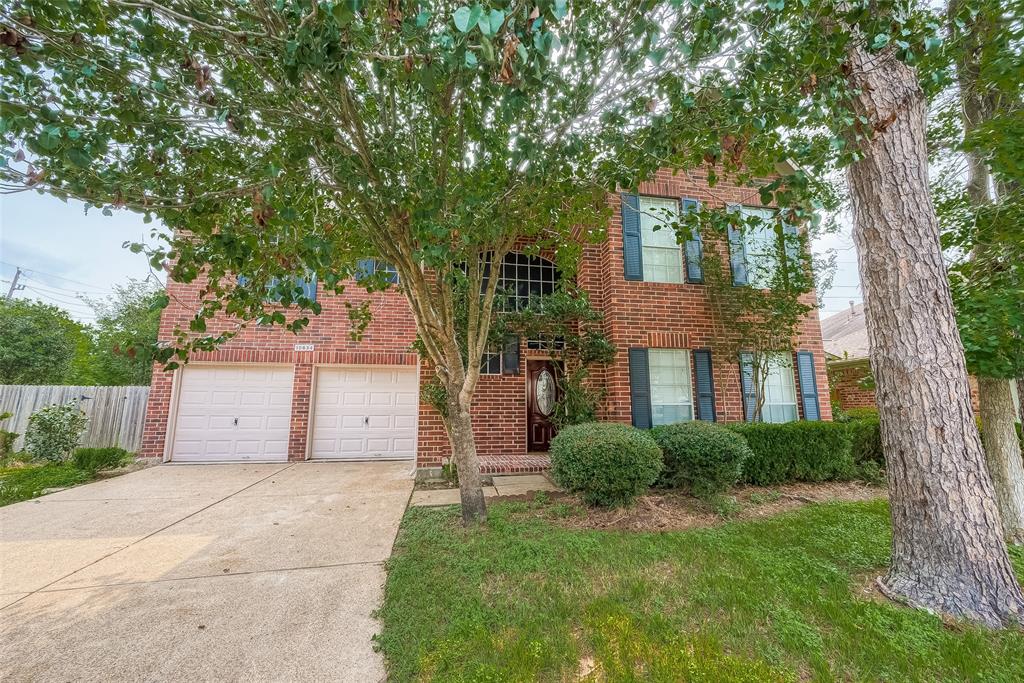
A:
[1,191,864,325]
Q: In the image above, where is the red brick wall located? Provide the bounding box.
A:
[594,168,832,427]
[829,362,877,411]
[829,359,981,415]
[142,167,833,470]
[140,277,419,461]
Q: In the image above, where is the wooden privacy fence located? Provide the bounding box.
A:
[0,385,150,452]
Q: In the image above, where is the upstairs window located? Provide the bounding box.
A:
[639,197,684,284]
[497,253,558,311]
[728,205,800,288]
[740,206,781,288]
[356,259,399,284]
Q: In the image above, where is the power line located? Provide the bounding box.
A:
[0,260,113,293]
[19,276,112,299]
[21,286,97,312]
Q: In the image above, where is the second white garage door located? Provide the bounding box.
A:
[311,366,418,460]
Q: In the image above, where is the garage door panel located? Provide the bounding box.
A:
[170,366,293,463]
[394,415,416,429]
[311,366,417,461]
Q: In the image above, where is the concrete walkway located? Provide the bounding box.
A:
[0,461,414,682]
[409,473,559,507]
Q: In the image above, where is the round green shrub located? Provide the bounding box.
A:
[24,402,89,462]
[549,422,662,507]
[651,421,752,498]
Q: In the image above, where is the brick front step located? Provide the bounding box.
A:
[478,453,551,475]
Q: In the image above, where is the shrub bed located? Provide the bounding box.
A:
[72,447,133,473]
[651,422,752,498]
[549,422,662,507]
[728,422,855,486]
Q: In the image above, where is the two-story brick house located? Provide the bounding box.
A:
[139,169,832,475]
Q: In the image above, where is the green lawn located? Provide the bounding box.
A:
[379,499,1024,682]
[0,463,90,506]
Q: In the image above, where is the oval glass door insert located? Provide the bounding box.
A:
[536,369,556,416]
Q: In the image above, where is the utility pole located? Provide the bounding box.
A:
[5,267,24,301]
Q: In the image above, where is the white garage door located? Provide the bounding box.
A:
[311,366,418,460]
[170,366,293,463]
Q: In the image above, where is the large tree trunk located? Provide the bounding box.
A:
[978,377,1024,543]
[444,387,487,524]
[845,45,1024,627]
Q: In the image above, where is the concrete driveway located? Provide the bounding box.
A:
[0,461,414,682]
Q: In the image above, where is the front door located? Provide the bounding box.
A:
[527,359,561,451]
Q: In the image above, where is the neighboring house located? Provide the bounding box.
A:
[823,302,1022,417]
[140,169,832,475]
[821,302,877,410]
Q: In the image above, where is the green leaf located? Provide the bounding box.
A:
[766,0,784,10]
[453,6,472,32]
[66,148,91,168]
[416,10,431,27]
[480,8,504,36]
[332,2,355,27]
[464,50,478,67]
[553,0,568,21]
[872,33,889,49]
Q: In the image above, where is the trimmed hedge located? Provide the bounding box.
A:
[651,422,752,498]
[549,422,662,507]
[728,422,855,486]
[71,447,133,473]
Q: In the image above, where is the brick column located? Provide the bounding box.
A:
[139,363,175,459]
[288,363,314,461]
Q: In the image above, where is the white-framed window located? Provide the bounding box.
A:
[497,253,558,311]
[639,196,683,284]
[761,352,798,423]
[740,206,781,288]
[480,349,502,375]
[649,349,694,425]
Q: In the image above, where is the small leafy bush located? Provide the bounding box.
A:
[24,403,89,462]
[651,421,752,498]
[72,447,133,473]
[728,421,855,486]
[0,410,17,456]
[549,422,662,507]
[838,407,879,422]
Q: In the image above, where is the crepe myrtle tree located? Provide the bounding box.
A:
[0,0,808,523]
[666,193,835,423]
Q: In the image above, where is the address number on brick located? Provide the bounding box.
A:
[293,343,315,352]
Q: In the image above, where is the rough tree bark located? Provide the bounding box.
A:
[444,387,488,524]
[844,44,1024,627]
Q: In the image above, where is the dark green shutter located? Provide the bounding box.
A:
[621,193,643,281]
[692,349,716,421]
[726,204,748,286]
[739,352,758,422]
[681,198,704,283]
[795,351,821,421]
[628,348,652,428]
[502,335,520,376]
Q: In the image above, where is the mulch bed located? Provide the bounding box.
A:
[517,481,887,532]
